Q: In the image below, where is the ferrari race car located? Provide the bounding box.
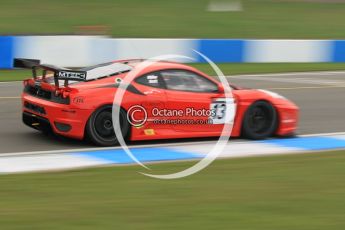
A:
[15,58,298,146]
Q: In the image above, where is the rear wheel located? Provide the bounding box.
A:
[86,106,129,146]
[242,101,277,140]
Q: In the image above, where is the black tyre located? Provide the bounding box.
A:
[86,105,129,146]
[242,101,277,140]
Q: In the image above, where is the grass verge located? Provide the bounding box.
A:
[0,150,345,229]
[1,0,345,38]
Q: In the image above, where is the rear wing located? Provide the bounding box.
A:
[13,58,87,87]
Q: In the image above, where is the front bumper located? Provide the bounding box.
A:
[22,93,93,140]
[275,102,299,136]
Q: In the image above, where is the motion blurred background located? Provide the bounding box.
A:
[0,0,344,38]
[1,0,345,229]
[1,0,345,80]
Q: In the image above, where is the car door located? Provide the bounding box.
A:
[160,69,234,134]
[133,72,170,130]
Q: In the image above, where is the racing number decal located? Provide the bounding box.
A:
[213,103,226,120]
[210,98,235,124]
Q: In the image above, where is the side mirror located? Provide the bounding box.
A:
[217,84,225,93]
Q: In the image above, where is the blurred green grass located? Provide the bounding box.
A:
[2,63,345,82]
[2,0,345,81]
[1,0,345,38]
[1,150,345,229]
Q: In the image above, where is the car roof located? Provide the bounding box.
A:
[121,60,203,76]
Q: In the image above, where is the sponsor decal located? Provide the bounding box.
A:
[73,96,84,104]
[144,129,155,135]
[61,109,76,113]
[147,75,158,84]
[57,71,86,81]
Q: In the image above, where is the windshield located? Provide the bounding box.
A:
[83,62,132,81]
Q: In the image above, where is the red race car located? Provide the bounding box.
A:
[15,58,298,146]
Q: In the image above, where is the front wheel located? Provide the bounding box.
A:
[86,106,129,146]
[242,101,277,140]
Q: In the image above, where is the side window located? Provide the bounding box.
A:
[135,72,162,88]
[160,70,218,93]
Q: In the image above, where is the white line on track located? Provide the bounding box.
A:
[1,132,345,158]
[0,81,22,84]
[267,85,345,90]
[0,140,245,157]
[226,70,345,77]
[226,75,345,86]
[0,97,20,99]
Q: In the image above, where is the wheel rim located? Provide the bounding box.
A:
[94,110,125,141]
[247,106,272,134]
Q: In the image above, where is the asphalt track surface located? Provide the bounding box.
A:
[0,71,345,153]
